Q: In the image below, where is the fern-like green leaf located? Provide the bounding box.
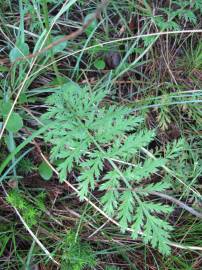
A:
[42,82,180,255]
[165,138,185,160]
[130,158,166,182]
[117,190,135,231]
[100,170,120,215]
[143,215,173,255]
[131,206,144,239]
[139,181,171,194]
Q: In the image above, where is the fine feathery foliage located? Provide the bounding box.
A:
[41,82,185,255]
[7,189,46,227]
[60,230,96,270]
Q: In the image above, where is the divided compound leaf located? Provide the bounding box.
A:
[42,82,180,254]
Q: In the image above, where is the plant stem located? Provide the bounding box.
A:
[41,0,62,84]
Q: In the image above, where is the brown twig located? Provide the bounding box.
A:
[152,191,202,219]
[12,1,108,64]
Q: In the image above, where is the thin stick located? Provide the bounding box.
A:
[151,191,202,219]
[29,28,202,80]
[16,29,202,64]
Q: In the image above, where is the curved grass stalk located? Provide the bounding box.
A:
[30,29,202,79]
